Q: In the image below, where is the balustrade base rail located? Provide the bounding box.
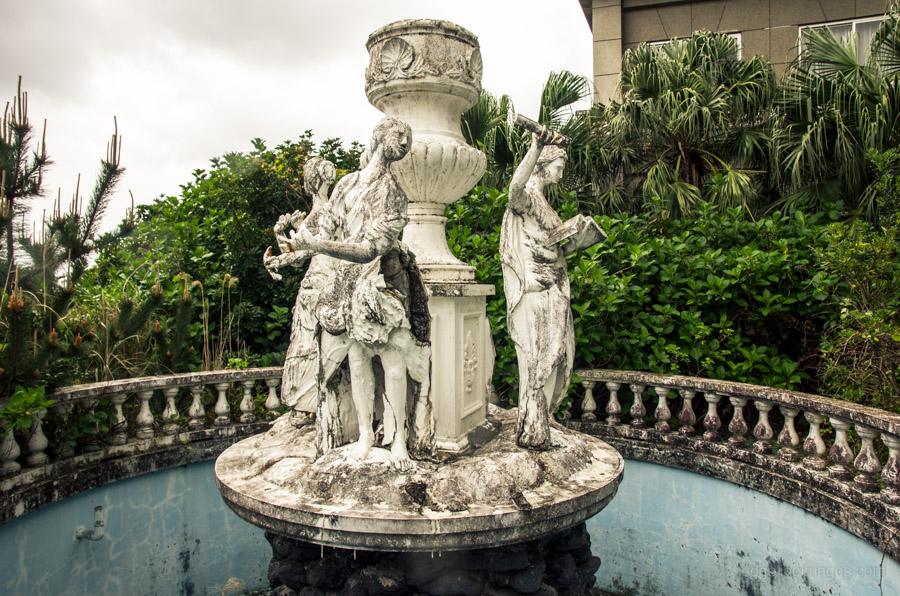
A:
[571,369,900,566]
[567,420,900,563]
[1,422,267,525]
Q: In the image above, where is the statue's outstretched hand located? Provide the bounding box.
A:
[263,246,283,281]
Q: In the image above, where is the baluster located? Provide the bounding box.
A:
[581,381,597,421]
[630,384,646,427]
[605,382,622,425]
[778,406,801,462]
[678,389,696,436]
[802,412,828,471]
[727,397,749,448]
[240,380,256,423]
[853,426,882,492]
[653,386,671,432]
[751,400,774,454]
[161,387,180,435]
[702,392,722,441]
[214,382,231,426]
[880,433,900,505]
[265,378,281,418]
[827,418,854,481]
[109,392,129,445]
[25,408,49,466]
[135,390,155,439]
[1,427,21,474]
[188,384,206,429]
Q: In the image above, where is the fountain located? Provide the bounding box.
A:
[215,19,623,595]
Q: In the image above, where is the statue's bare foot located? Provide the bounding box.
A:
[390,441,413,472]
[517,427,550,450]
[347,434,375,461]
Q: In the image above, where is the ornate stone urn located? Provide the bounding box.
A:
[366,20,494,450]
[365,19,486,283]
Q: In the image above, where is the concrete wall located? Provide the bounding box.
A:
[589,460,900,595]
[2,458,898,595]
[587,0,892,101]
[0,460,268,596]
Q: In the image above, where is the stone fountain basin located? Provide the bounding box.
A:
[215,405,623,552]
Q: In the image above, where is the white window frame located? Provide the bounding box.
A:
[647,32,743,59]
[799,16,887,66]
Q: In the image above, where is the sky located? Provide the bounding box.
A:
[2,1,593,233]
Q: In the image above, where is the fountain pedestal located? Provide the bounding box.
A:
[215,406,623,593]
[215,19,625,595]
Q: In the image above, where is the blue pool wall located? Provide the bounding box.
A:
[2,458,898,595]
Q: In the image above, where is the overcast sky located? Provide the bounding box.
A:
[2,1,593,233]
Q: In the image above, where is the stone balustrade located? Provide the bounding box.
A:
[567,369,900,563]
[1,367,282,524]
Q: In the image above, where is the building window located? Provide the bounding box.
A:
[648,32,742,59]
[800,16,887,65]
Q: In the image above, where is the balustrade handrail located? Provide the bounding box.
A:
[47,366,284,403]
[576,369,900,437]
[570,367,900,563]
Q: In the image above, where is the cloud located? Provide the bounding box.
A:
[3,0,592,232]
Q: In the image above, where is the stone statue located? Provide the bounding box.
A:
[501,126,605,450]
[264,158,335,421]
[266,117,433,471]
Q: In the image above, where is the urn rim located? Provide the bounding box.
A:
[366,19,479,50]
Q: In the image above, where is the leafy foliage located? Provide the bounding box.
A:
[817,150,900,410]
[774,9,900,219]
[447,186,838,402]
[594,31,776,217]
[84,132,362,375]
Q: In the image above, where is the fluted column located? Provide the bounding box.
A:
[802,412,828,471]
[605,382,622,425]
[727,397,748,448]
[702,392,722,441]
[214,382,231,426]
[581,381,597,421]
[653,386,671,432]
[853,426,882,492]
[778,406,801,462]
[188,384,206,429]
[161,387,180,435]
[880,433,900,505]
[827,418,854,481]
[135,390,155,439]
[240,380,256,423]
[677,389,696,436]
[751,400,774,454]
[630,384,646,427]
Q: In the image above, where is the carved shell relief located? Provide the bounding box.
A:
[366,38,483,89]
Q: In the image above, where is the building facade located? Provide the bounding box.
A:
[579,0,891,101]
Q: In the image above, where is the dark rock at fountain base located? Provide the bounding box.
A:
[263,522,600,596]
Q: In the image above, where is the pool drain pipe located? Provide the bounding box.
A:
[75,506,105,541]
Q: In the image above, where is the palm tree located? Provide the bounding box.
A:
[594,31,776,218]
[461,71,600,208]
[774,10,900,221]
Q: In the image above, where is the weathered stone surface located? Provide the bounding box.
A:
[259,522,599,595]
[508,551,545,593]
[503,128,605,451]
[216,406,623,552]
